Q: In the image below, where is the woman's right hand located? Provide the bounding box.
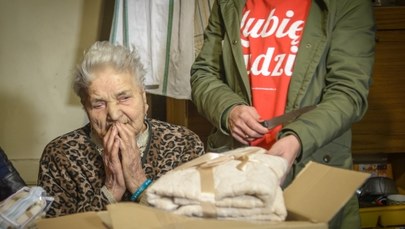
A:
[103,124,126,200]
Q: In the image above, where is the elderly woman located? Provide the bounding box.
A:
[37,41,205,217]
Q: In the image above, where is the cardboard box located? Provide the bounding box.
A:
[353,163,393,179]
[36,161,369,229]
[352,154,394,179]
[34,211,107,229]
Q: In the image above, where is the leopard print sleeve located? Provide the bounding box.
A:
[37,127,109,217]
[142,119,205,180]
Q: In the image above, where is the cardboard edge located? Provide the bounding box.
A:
[35,212,106,229]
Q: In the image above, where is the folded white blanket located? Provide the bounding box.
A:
[146,147,288,221]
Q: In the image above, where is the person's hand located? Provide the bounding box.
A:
[266,134,301,184]
[114,122,147,194]
[103,124,126,200]
[228,105,268,144]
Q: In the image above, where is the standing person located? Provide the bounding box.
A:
[38,41,205,217]
[190,0,375,228]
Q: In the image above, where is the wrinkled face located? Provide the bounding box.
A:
[84,66,148,140]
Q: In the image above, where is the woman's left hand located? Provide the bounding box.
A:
[103,124,126,200]
[266,135,301,184]
[114,122,147,194]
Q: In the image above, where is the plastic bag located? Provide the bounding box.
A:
[0,186,53,228]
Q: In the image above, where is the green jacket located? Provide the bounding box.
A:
[191,0,375,185]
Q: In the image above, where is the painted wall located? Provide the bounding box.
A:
[0,0,108,184]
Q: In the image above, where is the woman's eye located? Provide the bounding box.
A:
[119,96,131,102]
[92,102,105,109]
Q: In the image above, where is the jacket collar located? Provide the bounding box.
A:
[219,0,251,102]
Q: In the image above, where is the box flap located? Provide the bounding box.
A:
[284,161,370,223]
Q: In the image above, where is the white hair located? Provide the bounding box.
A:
[73,41,146,101]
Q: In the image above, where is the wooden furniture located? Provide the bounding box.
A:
[354,7,405,227]
[352,6,405,154]
[352,6,405,197]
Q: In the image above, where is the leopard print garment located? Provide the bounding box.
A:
[37,118,205,217]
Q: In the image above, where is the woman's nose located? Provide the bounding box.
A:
[107,103,121,121]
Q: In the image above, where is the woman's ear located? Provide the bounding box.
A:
[142,91,149,115]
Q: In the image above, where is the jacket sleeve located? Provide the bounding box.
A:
[280,0,376,160]
[190,0,247,134]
